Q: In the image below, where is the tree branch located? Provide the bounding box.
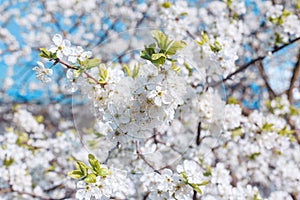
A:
[56,59,105,87]
[256,60,276,99]
[212,36,300,87]
[287,50,300,104]
[196,122,202,145]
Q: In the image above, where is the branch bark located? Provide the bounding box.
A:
[287,50,300,104]
[256,60,276,99]
[212,36,300,87]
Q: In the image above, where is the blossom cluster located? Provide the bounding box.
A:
[30,27,300,200]
[1,0,300,200]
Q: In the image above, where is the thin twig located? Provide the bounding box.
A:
[211,36,300,87]
[196,122,202,145]
[256,60,276,99]
[136,141,160,174]
[287,50,300,104]
[56,59,105,87]
[103,142,120,164]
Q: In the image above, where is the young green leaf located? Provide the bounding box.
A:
[3,156,14,168]
[171,62,180,73]
[97,167,112,177]
[123,64,131,76]
[76,161,89,176]
[151,53,166,61]
[132,64,140,79]
[166,40,186,56]
[84,173,97,183]
[189,183,202,194]
[86,58,100,69]
[161,2,171,8]
[151,30,172,53]
[68,170,84,179]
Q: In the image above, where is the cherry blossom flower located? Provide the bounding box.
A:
[147,86,173,106]
[68,46,92,63]
[32,61,53,83]
[48,34,71,59]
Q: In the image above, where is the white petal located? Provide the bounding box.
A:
[162,168,173,176]
[154,97,162,106]
[48,46,57,53]
[162,94,172,104]
[84,51,92,58]
[76,180,86,188]
[66,69,74,79]
[119,116,130,124]
[68,55,77,63]
[37,61,44,69]
[52,34,62,45]
[46,68,53,75]
[63,47,71,56]
[147,91,156,99]
[56,51,63,59]
[63,39,71,47]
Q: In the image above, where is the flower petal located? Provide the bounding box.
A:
[52,34,62,45]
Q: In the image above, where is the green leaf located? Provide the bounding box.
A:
[224,0,233,8]
[278,126,294,136]
[152,57,166,66]
[197,180,210,186]
[249,152,261,160]
[196,32,209,46]
[84,173,97,183]
[39,48,57,60]
[178,12,188,17]
[274,32,284,46]
[179,172,188,184]
[123,64,131,76]
[184,62,193,76]
[68,170,84,179]
[98,64,107,84]
[166,40,186,56]
[76,161,88,176]
[171,62,180,73]
[151,30,173,53]
[3,156,14,168]
[282,9,292,17]
[140,45,155,61]
[297,0,300,9]
[73,69,82,78]
[228,97,238,104]
[132,64,140,79]
[189,183,202,194]
[79,58,100,70]
[86,58,100,69]
[231,127,242,138]
[203,165,212,177]
[96,167,111,177]
[265,100,273,112]
[161,2,171,8]
[210,40,222,53]
[261,123,274,132]
[39,48,50,58]
[88,154,101,173]
[151,53,166,60]
[289,106,299,116]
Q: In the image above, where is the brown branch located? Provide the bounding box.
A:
[56,59,105,87]
[136,141,160,174]
[256,60,276,99]
[103,142,120,164]
[287,50,300,104]
[196,122,202,145]
[212,36,300,87]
